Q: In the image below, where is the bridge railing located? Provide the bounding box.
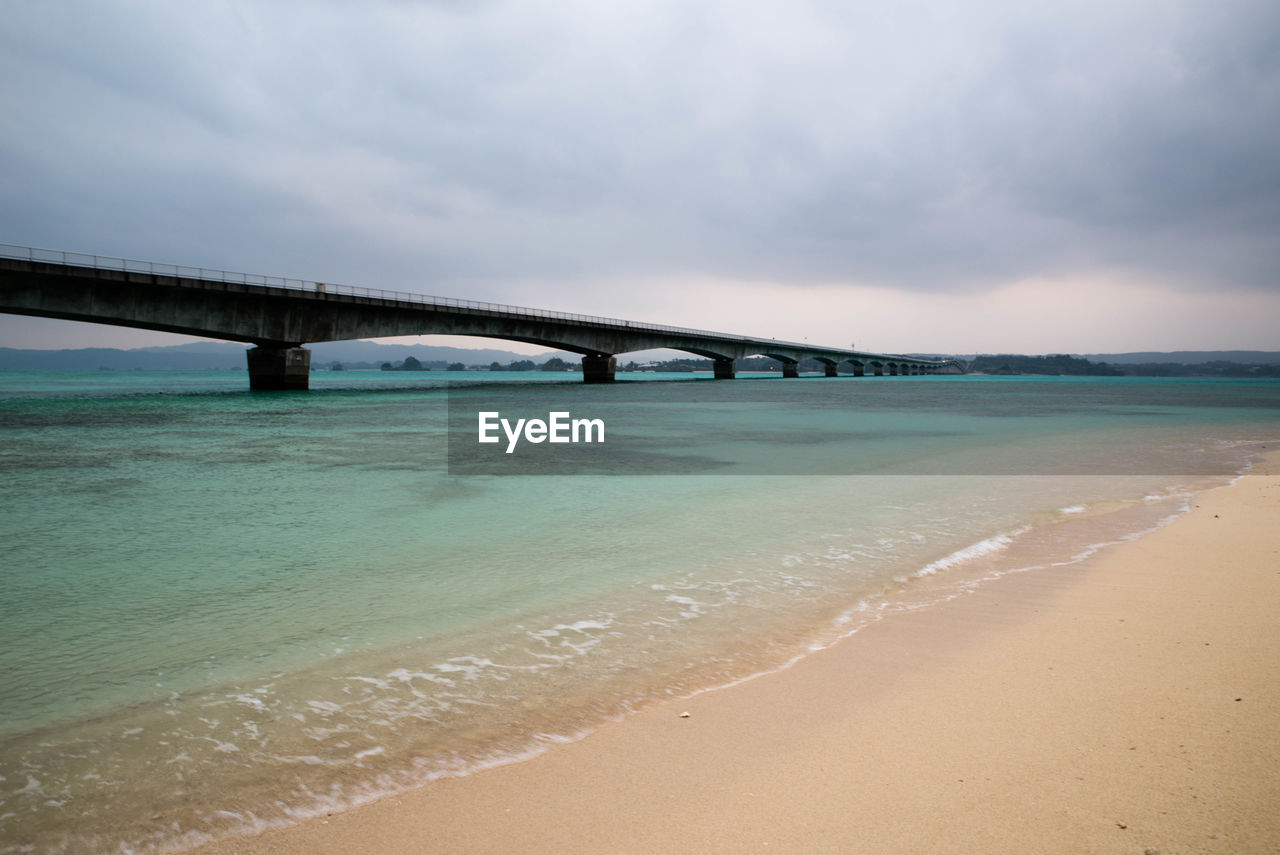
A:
[0,242,941,364]
[1,242,742,338]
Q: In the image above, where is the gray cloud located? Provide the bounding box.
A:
[1,0,1277,311]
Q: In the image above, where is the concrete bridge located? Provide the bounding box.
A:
[0,244,960,389]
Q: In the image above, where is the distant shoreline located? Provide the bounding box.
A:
[3,343,1279,376]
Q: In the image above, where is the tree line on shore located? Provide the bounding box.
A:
[5,344,1274,376]
[372,353,1280,377]
[965,354,1280,377]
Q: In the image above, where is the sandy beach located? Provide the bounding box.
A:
[196,453,1280,855]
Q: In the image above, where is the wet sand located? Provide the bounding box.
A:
[196,453,1280,854]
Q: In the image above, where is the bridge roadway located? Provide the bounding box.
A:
[0,245,957,389]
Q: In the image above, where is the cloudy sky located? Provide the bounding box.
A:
[2,0,1277,354]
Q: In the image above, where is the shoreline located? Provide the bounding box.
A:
[193,451,1280,854]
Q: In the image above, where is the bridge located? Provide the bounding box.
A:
[0,244,959,389]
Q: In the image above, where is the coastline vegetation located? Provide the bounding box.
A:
[1,346,1276,377]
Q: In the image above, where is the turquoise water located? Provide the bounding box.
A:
[0,370,1276,853]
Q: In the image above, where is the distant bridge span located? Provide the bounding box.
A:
[0,245,959,389]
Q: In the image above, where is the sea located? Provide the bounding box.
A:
[1,368,1276,853]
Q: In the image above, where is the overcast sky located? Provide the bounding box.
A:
[2,0,1277,354]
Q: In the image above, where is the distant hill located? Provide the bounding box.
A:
[1083,350,1280,365]
[959,352,1280,377]
[0,345,250,370]
[965,354,1123,376]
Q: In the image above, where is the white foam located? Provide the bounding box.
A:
[905,528,1029,581]
[555,619,612,633]
[16,774,42,796]
[832,599,872,628]
[386,667,451,685]
[306,700,342,714]
[1059,505,1086,515]
[231,693,267,711]
[277,755,329,768]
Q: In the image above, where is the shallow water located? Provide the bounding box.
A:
[0,370,1276,853]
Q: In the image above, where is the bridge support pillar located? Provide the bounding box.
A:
[889,365,899,376]
[873,365,884,376]
[852,364,864,377]
[782,362,799,378]
[582,355,616,384]
[247,346,310,390]
[713,359,736,380]
[824,363,839,377]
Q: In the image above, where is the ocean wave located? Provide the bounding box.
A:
[896,527,1030,583]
